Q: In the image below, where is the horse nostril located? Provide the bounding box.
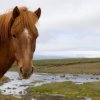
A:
[20,67,23,73]
[31,67,34,73]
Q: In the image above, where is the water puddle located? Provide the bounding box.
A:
[0,71,100,98]
[85,97,92,100]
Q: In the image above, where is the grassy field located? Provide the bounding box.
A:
[26,58,100,100]
[34,58,100,74]
[3,58,100,100]
[28,81,100,100]
[10,58,100,74]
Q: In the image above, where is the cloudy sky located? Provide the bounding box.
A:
[0,0,100,58]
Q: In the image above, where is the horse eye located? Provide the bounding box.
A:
[12,34,16,38]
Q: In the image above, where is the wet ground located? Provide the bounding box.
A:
[0,71,100,100]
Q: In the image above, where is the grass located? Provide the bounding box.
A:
[0,95,21,100]
[28,81,100,100]
[33,58,100,66]
[34,58,100,74]
[0,76,10,84]
[10,58,100,74]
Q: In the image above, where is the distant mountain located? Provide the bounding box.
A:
[33,51,100,60]
[33,55,67,60]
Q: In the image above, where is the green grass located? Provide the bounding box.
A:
[28,81,100,100]
[34,58,100,74]
[10,58,100,74]
[33,58,100,66]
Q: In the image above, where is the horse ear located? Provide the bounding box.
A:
[8,6,20,34]
[34,8,41,19]
[12,6,20,19]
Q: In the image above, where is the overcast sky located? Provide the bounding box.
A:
[0,0,100,58]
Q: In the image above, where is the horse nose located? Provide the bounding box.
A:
[19,67,23,73]
[31,66,34,74]
[19,67,34,79]
[20,67,34,73]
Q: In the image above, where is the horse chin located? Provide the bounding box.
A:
[19,73,31,79]
[18,68,32,79]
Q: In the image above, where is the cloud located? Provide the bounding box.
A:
[36,31,100,51]
[34,50,100,59]
[38,0,100,33]
[36,0,100,56]
[0,0,100,58]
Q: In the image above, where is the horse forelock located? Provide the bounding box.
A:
[12,10,38,34]
[0,7,38,46]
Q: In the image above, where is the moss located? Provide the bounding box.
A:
[27,81,100,100]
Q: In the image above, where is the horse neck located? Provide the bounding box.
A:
[0,41,15,78]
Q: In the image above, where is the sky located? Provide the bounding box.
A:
[0,0,100,58]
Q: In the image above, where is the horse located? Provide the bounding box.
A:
[0,6,41,79]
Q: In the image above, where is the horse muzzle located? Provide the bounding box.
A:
[19,66,34,79]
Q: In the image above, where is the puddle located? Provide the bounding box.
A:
[85,97,92,100]
[0,71,100,98]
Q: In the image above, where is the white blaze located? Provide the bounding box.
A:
[24,28,29,38]
[23,28,30,60]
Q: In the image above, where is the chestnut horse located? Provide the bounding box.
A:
[0,6,41,79]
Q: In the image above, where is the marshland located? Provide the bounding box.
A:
[0,58,100,100]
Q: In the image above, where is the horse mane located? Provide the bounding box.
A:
[0,7,38,46]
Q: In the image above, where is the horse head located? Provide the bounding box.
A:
[9,6,41,79]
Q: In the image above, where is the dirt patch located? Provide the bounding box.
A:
[0,94,21,100]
